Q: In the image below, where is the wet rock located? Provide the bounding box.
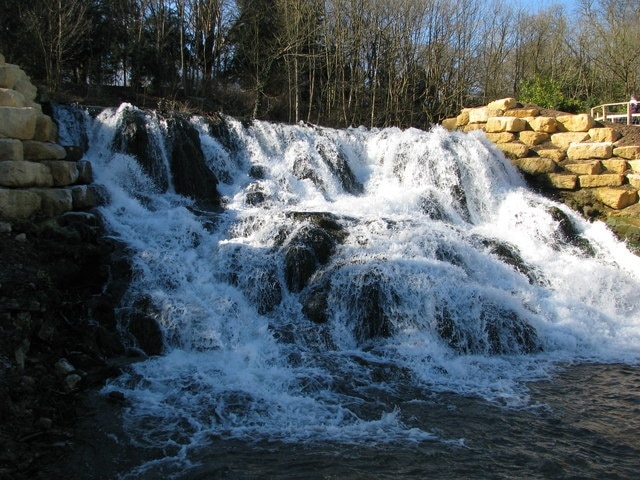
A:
[547,206,595,255]
[125,296,164,356]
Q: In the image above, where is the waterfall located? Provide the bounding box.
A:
[54,103,640,473]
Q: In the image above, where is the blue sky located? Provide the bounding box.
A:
[516,0,580,15]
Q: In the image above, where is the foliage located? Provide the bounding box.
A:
[519,76,583,113]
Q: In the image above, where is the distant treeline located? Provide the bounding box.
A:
[1,0,638,128]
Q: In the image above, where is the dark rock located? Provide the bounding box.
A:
[547,206,595,255]
[126,296,164,356]
[301,281,330,324]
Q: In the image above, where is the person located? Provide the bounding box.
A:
[631,94,639,114]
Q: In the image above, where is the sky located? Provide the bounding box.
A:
[515,0,580,15]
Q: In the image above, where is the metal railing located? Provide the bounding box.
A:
[590,101,640,125]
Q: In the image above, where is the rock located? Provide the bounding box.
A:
[528,116,558,133]
[556,113,596,132]
[468,107,503,123]
[550,132,590,149]
[535,147,566,162]
[601,159,627,173]
[485,116,527,133]
[63,146,84,162]
[22,140,67,161]
[14,77,37,102]
[0,138,24,161]
[64,373,83,391]
[614,146,640,160]
[564,161,603,175]
[578,174,625,188]
[41,161,80,186]
[0,106,37,139]
[588,127,621,143]
[456,109,470,126]
[33,114,58,143]
[71,184,109,209]
[545,173,578,190]
[441,117,457,131]
[487,97,518,110]
[0,88,26,107]
[0,188,41,218]
[54,358,76,376]
[0,64,24,89]
[627,173,640,189]
[0,160,53,187]
[595,188,638,209]
[504,107,539,118]
[566,142,613,161]
[495,142,530,159]
[519,131,549,146]
[484,132,516,144]
[30,188,74,217]
[512,157,557,174]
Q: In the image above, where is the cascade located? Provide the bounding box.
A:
[53,103,640,476]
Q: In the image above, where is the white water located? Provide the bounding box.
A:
[55,104,640,476]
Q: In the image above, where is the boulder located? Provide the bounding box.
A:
[595,188,638,209]
[550,132,590,149]
[0,64,24,89]
[0,138,23,161]
[0,187,41,218]
[0,160,53,187]
[0,106,37,139]
[484,132,517,144]
[528,116,558,133]
[23,140,67,160]
[504,107,539,118]
[614,146,640,160]
[588,127,621,143]
[456,109,470,126]
[441,117,457,131]
[34,114,58,142]
[77,160,93,184]
[545,173,578,190]
[31,188,74,217]
[602,159,628,173]
[513,157,557,175]
[519,131,549,146]
[71,184,109,209]
[14,77,37,102]
[535,147,566,162]
[627,173,640,189]
[0,88,26,107]
[495,142,530,159]
[468,107,503,123]
[564,161,603,175]
[556,113,596,132]
[566,142,613,161]
[41,160,80,186]
[463,123,486,132]
[578,174,625,188]
[487,97,518,110]
[485,116,527,133]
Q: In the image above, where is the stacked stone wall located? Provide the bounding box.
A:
[442,97,640,211]
[0,53,105,220]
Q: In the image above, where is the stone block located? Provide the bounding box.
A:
[513,157,557,175]
[602,159,628,173]
[72,184,109,209]
[564,161,603,175]
[595,188,638,209]
[0,188,41,218]
[14,77,37,101]
[614,146,640,160]
[545,173,577,190]
[0,107,37,139]
[0,160,52,187]
[42,160,79,186]
[556,113,596,132]
[588,127,621,143]
[463,123,486,132]
[34,114,58,142]
[626,173,640,189]
[528,116,558,133]
[441,118,457,131]
[468,107,503,124]
[628,160,640,172]
[31,188,73,217]
[0,138,23,161]
[484,132,516,144]
[485,116,527,133]
[77,160,93,184]
[566,142,613,160]
[579,174,625,188]
[0,88,26,107]
[23,140,66,160]
[519,131,549,146]
[535,147,566,162]
[504,107,539,118]
[0,64,23,89]
[456,109,470,126]
[495,142,530,159]
[550,132,590,149]
[487,98,518,110]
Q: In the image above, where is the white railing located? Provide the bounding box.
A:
[590,101,640,125]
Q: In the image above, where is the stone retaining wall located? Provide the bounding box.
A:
[442,97,640,211]
[0,53,105,220]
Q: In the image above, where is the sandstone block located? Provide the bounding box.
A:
[442,118,458,131]
[628,160,640,172]
[0,160,52,187]
[30,188,73,217]
[0,138,23,161]
[626,173,640,189]
[513,157,557,174]
[0,188,41,219]
[545,173,577,190]
[463,123,486,132]
[528,116,558,133]
[457,109,470,126]
[556,114,596,132]
[23,140,67,160]
[595,188,638,209]
[72,184,109,209]
[42,160,79,186]
[519,131,549,146]
[550,132,590,149]
[602,159,628,173]
[34,114,58,142]
[468,107,503,124]
[14,78,37,102]
[495,142,530,159]
[77,160,93,184]
[0,64,23,89]
[64,146,84,162]
[579,174,624,188]
[564,161,603,175]
[588,127,621,143]
[486,116,527,133]
[535,147,566,162]
[487,98,517,110]
[484,132,516,144]
[0,88,26,107]
[614,146,640,160]
[566,142,613,160]
[0,107,37,139]
[504,107,539,118]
